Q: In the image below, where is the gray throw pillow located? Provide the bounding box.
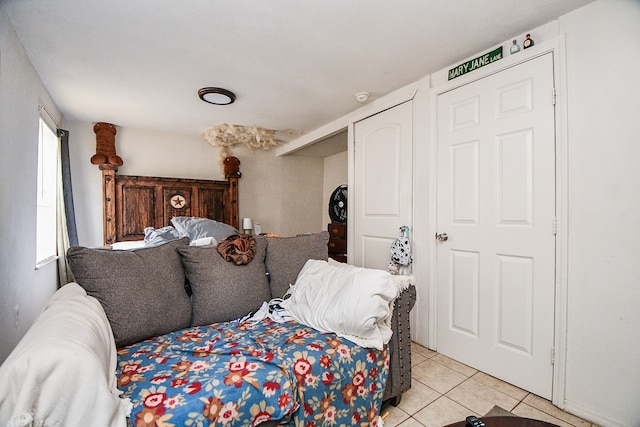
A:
[171,216,238,241]
[144,225,181,246]
[178,236,271,327]
[265,231,330,298]
[67,238,191,347]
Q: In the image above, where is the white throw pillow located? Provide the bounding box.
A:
[282,259,399,350]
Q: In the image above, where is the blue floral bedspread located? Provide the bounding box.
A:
[116,318,389,427]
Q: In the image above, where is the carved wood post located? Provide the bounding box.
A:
[90,122,121,246]
[100,165,118,245]
[224,156,241,230]
[227,176,239,229]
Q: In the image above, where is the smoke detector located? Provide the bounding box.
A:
[355,91,370,103]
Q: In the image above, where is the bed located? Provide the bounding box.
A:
[116,314,391,426]
[0,136,415,427]
[98,157,240,246]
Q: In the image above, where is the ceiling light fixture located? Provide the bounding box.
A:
[198,87,236,105]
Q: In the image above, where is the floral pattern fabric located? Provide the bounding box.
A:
[116,318,389,427]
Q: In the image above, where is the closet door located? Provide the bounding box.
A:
[353,101,413,269]
[436,53,556,398]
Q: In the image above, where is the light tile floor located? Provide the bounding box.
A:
[383,343,598,427]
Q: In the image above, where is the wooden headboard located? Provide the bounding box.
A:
[99,161,240,246]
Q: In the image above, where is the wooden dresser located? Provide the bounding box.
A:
[327,223,347,263]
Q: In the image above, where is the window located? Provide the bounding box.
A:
[36,117,58,265]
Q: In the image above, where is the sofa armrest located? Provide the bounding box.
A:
[0,283,130,427]
[382,283,417,405]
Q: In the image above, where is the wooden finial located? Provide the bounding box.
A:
[91,122,123,166]
[223,156,242,178]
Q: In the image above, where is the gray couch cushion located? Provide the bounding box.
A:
[178,236,271,327]
[67,238,191,348]
[265,231,329,298]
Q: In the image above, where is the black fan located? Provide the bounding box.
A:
[329,185,347,223]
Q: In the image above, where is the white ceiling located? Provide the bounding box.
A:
[4,0,593,139]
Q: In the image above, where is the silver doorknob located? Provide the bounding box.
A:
[435,232,449,242]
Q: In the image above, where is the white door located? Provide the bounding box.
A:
[436,53,556,398]
[353,101,413,269]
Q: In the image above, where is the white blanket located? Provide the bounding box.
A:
[282,259,414,350]
[0,283,131,427]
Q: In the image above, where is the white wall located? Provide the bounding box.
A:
[559,1,640,425]
[0,8,61,363]
[66,121,325,247]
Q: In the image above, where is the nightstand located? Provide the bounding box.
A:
[327,223,347,263]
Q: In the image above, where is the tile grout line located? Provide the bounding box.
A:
[511,391,530,412]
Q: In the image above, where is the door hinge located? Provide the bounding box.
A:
[552,88,557,106]
[550,347,555,365]
[553,217,558,235]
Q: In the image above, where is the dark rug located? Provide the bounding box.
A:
[485,405,517,418]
